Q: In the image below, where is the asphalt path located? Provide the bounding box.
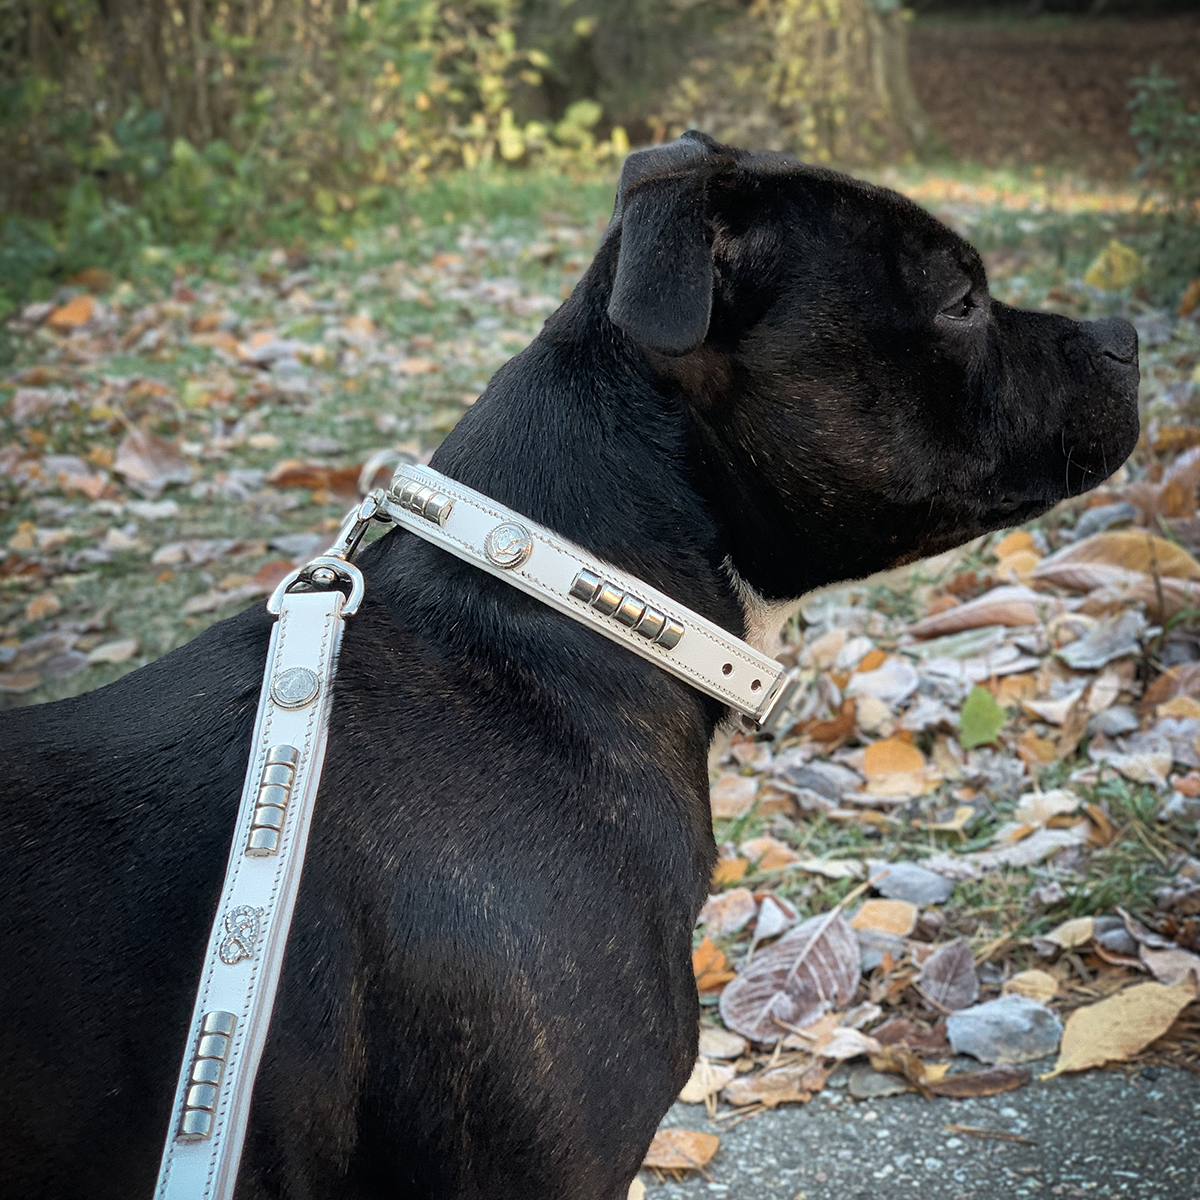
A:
[648,1062,1200,1200]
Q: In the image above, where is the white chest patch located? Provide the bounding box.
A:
[723,559,805,657]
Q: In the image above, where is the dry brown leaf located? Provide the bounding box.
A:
[929,1065,1032,1098]
[1045,981,1197,1077]
[1035,531,1200,581]
[741,835,800,871]
[872,1016,951,1056]
[1080,574,1200,623]
[711,858,748,886]
[1143,661,1200,709]
[1140,945,1200,988]
[47,293,95,329]
[718,911,861,1044]
[802,698,856,744]
[1003,970,1059,1003]
[1042,916,1095,949]
[114,428,192,496]
[918,939,980,1011]
[699,888,757,936]
[863,737,925,777]
[850,899,918,936]
[698,1027,748,1059]
[709,774,758,819]
[642,1129,720,1172]
[266,459,362,499]
[722,1061,829,1108]
[678,1058,737,1103]
[908,585,1068,639]
[693,937,736,993]
[868,1044,929,1094]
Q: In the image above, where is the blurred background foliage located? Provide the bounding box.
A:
[1,0,1199,319]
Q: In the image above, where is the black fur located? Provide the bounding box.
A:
[0,131,1138,1199]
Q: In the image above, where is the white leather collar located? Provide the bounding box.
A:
[384,464,800,726]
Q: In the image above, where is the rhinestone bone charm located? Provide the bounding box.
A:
[568,569,685,649]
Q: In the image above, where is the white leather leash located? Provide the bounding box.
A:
[154,501,379,1200]
[156,468,801,1199]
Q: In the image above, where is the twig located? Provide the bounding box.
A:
[945,1124,1036,1145]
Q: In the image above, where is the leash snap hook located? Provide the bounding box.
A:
[266,490,389,617]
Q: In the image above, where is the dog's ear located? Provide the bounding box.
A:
[608,132,728,357]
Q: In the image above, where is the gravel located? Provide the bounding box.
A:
[650,1064,1200,1199]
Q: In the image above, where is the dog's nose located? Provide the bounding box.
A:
[1089,316,1138,366]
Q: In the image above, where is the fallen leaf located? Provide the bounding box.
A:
[710,774,758,819]
[86,637,139,665]
[1139,945,1200,989]
[752,895,796,944]
[1158,695,1200,720]
[794,858,865,880]
[718,911,861,1044]
[918,939,980,1011]
[628,1179,645,1200]
[868,1044,930,1094]
[809,1026,882,1060]
[965,825,1089,870]
[871,1017,951,1056]
[802,698,856,744]
[863,737,924,777]
[1035,531,1200,582]
[698,1027,747,1059]
[711,857,748,886]
[929,1065,1032,1098]
[699,888,757,936]
[114,428,193,497]
[995,530,1036,558]
[1042,916,1095,949]
[678,1057,737,1103]
[47,293,95,329]
[722,1061,828,1108]
[1083,239,1145,290]
[741,835,800,871]
[850,899,918,937]
[266,459,361,499]
[25,593,61,622]
[908,585,1068,638]
[693,936,736,993]
[1013,789,1081,826]
[1003,971,1059,1003]
[1045,981,1196,1076]
[959,685,1007,749]
[642,1129,719,1172]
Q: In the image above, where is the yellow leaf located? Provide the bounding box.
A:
[849,899,918,936]
[1043,916,1095,949]
[1045,982,1196,1077]
[712,858,748,886]
[643,1128,720,1171]
[863,737,925,777]
[995,530,1036,558]
[1003,970,1059,1004]
[1036,531,1200,582]
[1083,240,1145,291]
[47,293,95,330]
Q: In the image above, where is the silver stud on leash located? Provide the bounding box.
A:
[176,1012,237,1142]
[245,745,299,857]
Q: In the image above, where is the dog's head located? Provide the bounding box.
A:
[601,131,1140,599]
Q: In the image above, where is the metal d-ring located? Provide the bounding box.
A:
[267,556,366,616]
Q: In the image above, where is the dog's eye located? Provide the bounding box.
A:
[940,291,974,320]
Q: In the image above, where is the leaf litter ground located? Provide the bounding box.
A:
[3,165,1200,1190]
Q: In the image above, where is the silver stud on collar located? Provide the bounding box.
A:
[569,569,684,650]
[392,479,455,526]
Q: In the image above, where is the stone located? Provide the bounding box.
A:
[867,860,954,906]
[946,995,1063,1065]
[848,1065,909,1100]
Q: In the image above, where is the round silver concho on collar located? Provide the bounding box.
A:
[484,521,534,570]
[270,666,321,709]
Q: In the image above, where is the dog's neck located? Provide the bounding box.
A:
[419,266,748,641]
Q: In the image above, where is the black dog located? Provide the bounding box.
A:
[1,132,1138,1199]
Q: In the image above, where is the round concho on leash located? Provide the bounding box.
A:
[154,465,801,1200]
